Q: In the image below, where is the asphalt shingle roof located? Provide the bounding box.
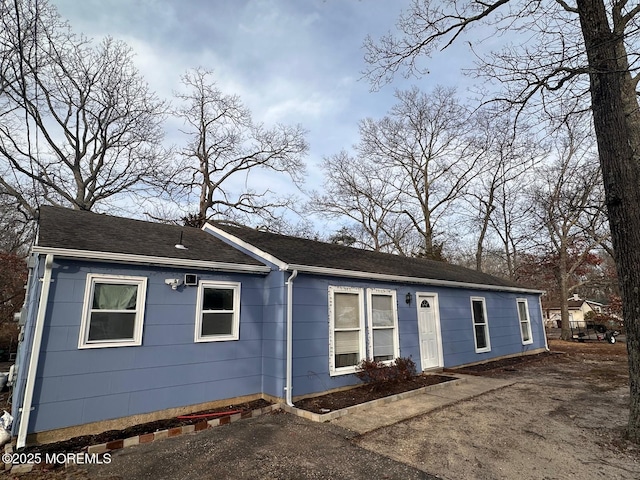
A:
[37,206,264,266]
[214,223,525,289]
[36,207,533,289]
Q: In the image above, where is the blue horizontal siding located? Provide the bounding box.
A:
[289,274,546,397]
[21,254,545,435]
[260,271,286,399]
[27,259,269,433]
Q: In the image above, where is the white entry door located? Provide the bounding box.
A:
[417,293,443,370]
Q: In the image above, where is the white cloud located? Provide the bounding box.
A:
[50,0,488,225]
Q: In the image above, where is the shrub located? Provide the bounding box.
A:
[355,356,417,391]
[393,356,417,381]
[355,359,391,386]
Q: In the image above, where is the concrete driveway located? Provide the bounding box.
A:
[75,412,436,480]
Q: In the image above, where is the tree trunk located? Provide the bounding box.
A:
[558,247,573,341]
[577,0,640,443]
[476,197,494,272]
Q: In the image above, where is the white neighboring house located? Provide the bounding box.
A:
[543,294,605,328]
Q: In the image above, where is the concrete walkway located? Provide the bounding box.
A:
[330,375,515,434]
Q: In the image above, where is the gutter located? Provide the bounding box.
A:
[202,223,541,294]
[286,263,544,295]
[284,269,298,406]
[17,254,54,449]
[32,246,271,274]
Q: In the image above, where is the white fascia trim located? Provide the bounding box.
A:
[31,246,271,274]
[202,223,289,271]
[288,264,545,295]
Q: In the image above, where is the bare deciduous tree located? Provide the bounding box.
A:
[172,68,308,227]
[358,86,482,259]
[0,250,27,329]
[530,115,609,341]
[464,111,543,273]
[490,172,537,280]
[0,0,169,219]
[308,150,412,253]
[0,190,33,253]
[363,0,640,444]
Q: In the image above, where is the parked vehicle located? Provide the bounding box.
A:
[570,320,619,344]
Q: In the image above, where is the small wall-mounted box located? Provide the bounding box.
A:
[184,274,198,286]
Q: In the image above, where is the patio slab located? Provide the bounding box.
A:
[329,374,515,433]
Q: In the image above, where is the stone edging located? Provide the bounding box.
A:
[282,375,466,422]
[3,403,281,474]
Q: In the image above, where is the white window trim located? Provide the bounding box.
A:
[78,274,147,349]
[470,296,491,353]
[195,280,241,343]
[366,288,399,364]
[517,298,534,345]
[328,286,365,376]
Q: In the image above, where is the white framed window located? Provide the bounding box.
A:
[79,274,147,349]
[471,297,491,353]
[517,298,534,345]
[366,289,399,363]
[195,281,241,342]
[329,286,365,376]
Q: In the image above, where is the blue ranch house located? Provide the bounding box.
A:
[11,206,547,446]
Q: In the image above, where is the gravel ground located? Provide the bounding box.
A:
[357,339,639,480]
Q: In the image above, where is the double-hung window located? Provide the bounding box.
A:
[329,286,400,375]
[195,281,241,342]
[471,297,491,353]
[329,286,365,375]
[366,289,399,363]
[517,298,533,344]
[79,274,147,349]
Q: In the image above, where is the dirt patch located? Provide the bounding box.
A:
[294,374,455,413]
[357,339,639,480]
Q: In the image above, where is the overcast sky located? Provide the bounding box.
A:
[51,0,479,229]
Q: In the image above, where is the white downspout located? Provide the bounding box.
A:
[285,270,298,406]
[539,296,549,351]
[17,254,54,449]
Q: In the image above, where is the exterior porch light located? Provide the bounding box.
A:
[406,292,412,304]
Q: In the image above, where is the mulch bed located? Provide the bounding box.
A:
[21,398,272,455]
[445,351,555,375]
[294,374,456,414]
[294,352,559,414]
